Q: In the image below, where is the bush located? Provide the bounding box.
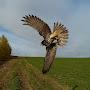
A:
[0,35,12,60]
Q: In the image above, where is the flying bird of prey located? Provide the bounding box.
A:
[21,15,69,74]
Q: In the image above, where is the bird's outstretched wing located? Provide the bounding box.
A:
[42,43,57,74]
[21,15,51,40]
[50,22,68,47]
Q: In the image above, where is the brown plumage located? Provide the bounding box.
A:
[21,15,69,73]
[42,43,57,73]
[22,15,51,41]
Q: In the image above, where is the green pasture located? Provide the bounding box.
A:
[27,57,90,90]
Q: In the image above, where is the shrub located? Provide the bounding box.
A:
[0,35,12,60]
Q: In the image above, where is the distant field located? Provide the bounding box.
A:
[27,57,90,90]
[0,57,90,90]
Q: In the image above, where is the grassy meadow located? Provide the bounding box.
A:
[28,57,90,90]
[0,57,90,90]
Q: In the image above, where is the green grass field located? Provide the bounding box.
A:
[0,58,69,90]
[27,57,90,90]
[0,57,90,90]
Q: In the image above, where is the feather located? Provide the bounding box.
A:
[21,15,52,40]
[42,43,57,73]
[52,22,69,47]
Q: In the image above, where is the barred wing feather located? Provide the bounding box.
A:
[21,15,51,40]
[42,43,57,73]
[53,22,68,47]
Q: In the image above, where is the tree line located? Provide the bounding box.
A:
[0,35,12,60]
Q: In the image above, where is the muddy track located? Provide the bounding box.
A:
[17,68,33,90]
[0,59,33,90]
[0,59,70,90]
[0,59,17,90]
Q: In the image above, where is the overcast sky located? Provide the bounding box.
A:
[0,0,90,57]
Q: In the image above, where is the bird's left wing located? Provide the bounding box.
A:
[42,43,57,74]
[21,15,51,40]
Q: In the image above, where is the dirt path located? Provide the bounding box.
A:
[17,68,33,90]
[0,59,17,90]
[0,59,70,90]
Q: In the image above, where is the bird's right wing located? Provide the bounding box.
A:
[42,43,57,74]
[21,15,51,40]
[53,22,69,47]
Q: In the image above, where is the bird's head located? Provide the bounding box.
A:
[48,32,58,44]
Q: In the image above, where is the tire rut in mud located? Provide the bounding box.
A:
[0,59,70,90]
[17,68,33,90]
[0,59,17,90]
